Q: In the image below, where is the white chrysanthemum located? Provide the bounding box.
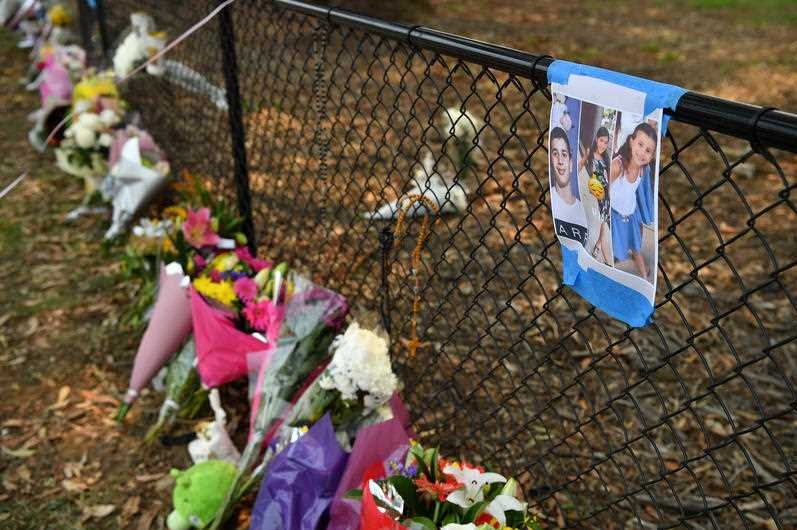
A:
[77,112,101,130]
[113,32,144,78]
[73,125,96,149]
[99,108,120,127]
[98,133,113,147]
[113,16,165,78]
[319,322,397,409]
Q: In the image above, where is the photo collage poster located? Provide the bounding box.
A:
[549,76,663,324]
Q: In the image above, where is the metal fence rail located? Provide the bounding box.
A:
[84,1,797,528]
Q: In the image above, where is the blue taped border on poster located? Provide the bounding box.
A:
[546,61,685,327]
[548,60,686,133]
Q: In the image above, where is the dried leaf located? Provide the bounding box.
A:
[16,465,31,482]
[23,316,39,337]
[1,419,25,428]
[122,495,141,519]
[135,473,163,483]
[62,479,88,492]
[53,385,71,409]
[1,445,34,458]
[2,477,17,492]
[78,389,118,406]
[136,501,163,530]
[84,504,116,519]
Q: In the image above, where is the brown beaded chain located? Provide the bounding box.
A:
[392,194,439,358]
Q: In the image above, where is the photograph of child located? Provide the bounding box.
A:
[550,125,588,245]
[609,113,658,283]
[577,104,616,265]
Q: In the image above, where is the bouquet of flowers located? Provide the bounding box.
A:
[327,397,413,530]
[283,321,397,437]
[116,174,252,420]
[118,216,179,328]
[249,413,349,530]
[350,443,542,530]
[112,12,166,78]
[243,321,400,530]
[55,71,124,214]
[190,249,292,389]
[143,337,207,443]
[206,275,348,528]
[55,106,122,193]
[111,11,229,110]
[29,3,74,52]
[10,0,42,48]
[71,70,120,114]
[27,45,84,151]
[103,124,170,239]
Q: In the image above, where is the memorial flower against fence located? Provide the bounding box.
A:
[349,443,542,530]
[242,321,401,530]
[55,104,122,195]
[54,71,124,215]
[116,173,255,420]
[206,276,349,528]
[285,321,398,433]
[103,124,171,239]
[28,44,86,151]
[112,12,166,78]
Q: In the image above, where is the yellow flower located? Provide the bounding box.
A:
[211,253,239,272]
[47,4,71,26]
[161,237,176,255]
[193,277,237,307]
[72,75,118,108]
[163,206,187,224]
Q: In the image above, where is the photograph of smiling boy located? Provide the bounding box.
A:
[577,103,617,266]
[550,125,589,245]
[609,113,658,283]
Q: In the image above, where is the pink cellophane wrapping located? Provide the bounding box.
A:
[124,264,192,404]
[191,288,283,389]
[39,54,71,106]
[326,394,413,530]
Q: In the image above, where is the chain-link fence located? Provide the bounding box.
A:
[81,0,797,528]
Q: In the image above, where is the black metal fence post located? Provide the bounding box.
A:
[217,1,256,252]
[94,0,111,64]
[75,0,95,62]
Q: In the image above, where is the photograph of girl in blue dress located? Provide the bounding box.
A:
[578,103,617,266]
[609,116,658,283]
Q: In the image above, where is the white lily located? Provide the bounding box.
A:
[444,462,506,508]
[484,492,526,527]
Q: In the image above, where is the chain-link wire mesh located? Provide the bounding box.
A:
[85,0,797,528]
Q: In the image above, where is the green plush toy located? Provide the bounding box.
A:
[166,460,237,530]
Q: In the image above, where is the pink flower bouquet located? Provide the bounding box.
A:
[189,249,292,388]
